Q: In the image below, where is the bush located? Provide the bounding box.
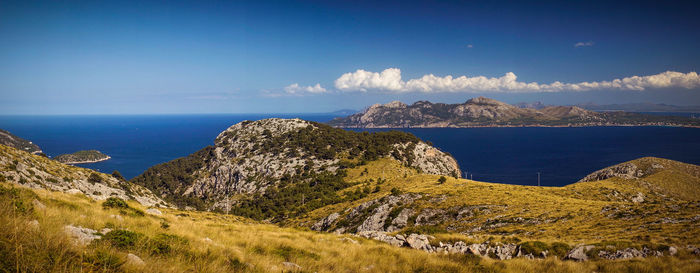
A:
[438,176,447,184]
[101,230,143,249]
[518,241,549,257]
[102,197,129,209]
[148,233,188,255]
[111,170,125,181]
[88,173,103,184]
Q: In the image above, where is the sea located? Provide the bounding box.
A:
[1,114,699,187]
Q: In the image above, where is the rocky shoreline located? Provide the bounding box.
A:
[61,155,111,165]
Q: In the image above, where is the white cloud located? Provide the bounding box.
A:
[283,83,327,95]
[574,41,594,47]
[334,68,700,93]
[466,44,473,48]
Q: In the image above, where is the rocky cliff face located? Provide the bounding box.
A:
[0,129,42,154]
[0,144,164,207]
[328,97,700,128]
[133,118,460,211]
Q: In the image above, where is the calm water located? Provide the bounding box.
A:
[1,115,699,186]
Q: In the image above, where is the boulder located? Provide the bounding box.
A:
[64,225,101,245]
[146,208,162,215]
[669,246,677,256]
[126,253,145,266]
[27,220,40,230]
[405,234,432,251]
[566,245,595,261]
[311,212,339,231]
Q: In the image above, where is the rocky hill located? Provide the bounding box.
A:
[131,118,460,217]
[54,150,111,164]
[0,144,164,207]
[0,129,42,154]
[328,97,700,128]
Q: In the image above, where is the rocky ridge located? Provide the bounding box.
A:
[328,97,700,128]
[0,144,165,207]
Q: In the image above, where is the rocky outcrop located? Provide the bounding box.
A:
[565,245,595,261]
[0,144,165,207]
[312,193,422,233]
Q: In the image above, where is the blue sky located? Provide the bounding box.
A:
[1,0,699,114]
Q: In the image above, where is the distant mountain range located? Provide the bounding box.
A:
[328,97,700,128]
[515,101,700,112]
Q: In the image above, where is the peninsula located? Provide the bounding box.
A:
[328,97,700,128]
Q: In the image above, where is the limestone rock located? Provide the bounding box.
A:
[281,262,301,270]
[146,208,163,215]
[64,225,101,245]
[126,253,145,266]
[566,245,595,261]
[405,234,432,251]
[311,212,339,231]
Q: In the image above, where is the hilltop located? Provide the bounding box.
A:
[0,129,42,154]
[131,118,459,216]
[328,97,700,128]
[54,150,111,164]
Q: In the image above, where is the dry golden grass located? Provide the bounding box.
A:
[2,182,699,273]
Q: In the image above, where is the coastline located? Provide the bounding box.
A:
[333,124,700,129]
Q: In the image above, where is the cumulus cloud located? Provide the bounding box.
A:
[283,83,327,95]
[334,68,700,93]
[574,41,594,47]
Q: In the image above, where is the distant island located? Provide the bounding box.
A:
[328,97,700,128]
[0,129,42,154]
[54,150,111,164]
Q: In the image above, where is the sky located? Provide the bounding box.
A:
[1,0,699,114]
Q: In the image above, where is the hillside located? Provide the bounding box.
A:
[1,142,699,272]
[0,129,42,154]
[54,149,111,164]
[328,97,700,128]
[131,118,460,216]
[0,144,163,207]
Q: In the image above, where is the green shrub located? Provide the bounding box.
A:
[148,233,188,255]
[101,230,143,249]
[438,176,447,184]
[111,170,125,181]
[85,249,125,271]
[549,242,570,258]
[88,173,103,184]
[102,197,129,209]
[518,241,549,256]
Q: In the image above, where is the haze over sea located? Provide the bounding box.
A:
[1,114,699,187]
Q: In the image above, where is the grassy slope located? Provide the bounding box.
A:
[1,147,699,272]
[293,158,699,247]
[2,183,699,273]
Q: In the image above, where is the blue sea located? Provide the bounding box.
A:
[1,114,699,187]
